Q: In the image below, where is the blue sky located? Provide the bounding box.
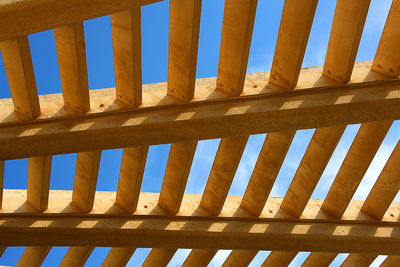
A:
[0,0,398,266]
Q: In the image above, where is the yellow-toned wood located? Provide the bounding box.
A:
[111,7,142,107]
[27,156,52,211]
[0,161,3,209]
[372,0,400,78]
[159,141,197,215]
[341,254,376,267]
[0,36,40,119]
[115,146,148,213]
[381,256,400,266]
[324,0,371,83]
[54,22,89,114]
[223,250,258,267]
[59,247,94,267]
[168,0,201,101]
[142,248,177,267]
[269,0,318,90]
[322,121,392,218]
[16,247,51,267]
[182,249,217,267]
[241,131,294,216]
[102,248,136,267]
[0,0,163,42]
[72,151,102,213]
[281,126,345,218]
[200,136,248,216]
[301,252,337,267]
[216,0,258,96]
[262,251,297,267]
[362,139,400,219]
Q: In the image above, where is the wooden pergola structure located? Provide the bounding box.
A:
[0,0,400,266]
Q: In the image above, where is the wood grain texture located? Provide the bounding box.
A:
[0,0,163,42]
[16,247,51,267]
[182,249,217,267]
[200,136,248,216]
[0,36,40,119]
[27,156,52,211]
[72,151,102,213]
[381,256,400,266]
[323,0,371,83]
[269,0,318,90]
[322,121,392,218]
[168,0,201,101]
[159,141,197,215]
[115,146,148,213]
[54,22,89,114]
[59,247,94,267]
[241,131,294,217]
[371,0,400,78]
[102,248,136,267]
[301,252,337,267]
[341,254,377,267]
[223,250,258,267]
[111,7,142,107]
[0,161,3,209]
[261,251,297,267]
[142,248,177,267]
[217,0,258,96]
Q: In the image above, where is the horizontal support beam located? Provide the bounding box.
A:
[1,78,400,160]
[0,0,163,42]
[0,213,399,254]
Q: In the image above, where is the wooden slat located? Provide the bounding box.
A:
[301,252,337,267]
[381,256,400,266]
[142,248,177,267]
[322,121,392,218]
[182,249,217,267]
[111,6,142,107]
[341,254,376,267]
[72,151,102,213]
[59,247,94,267]
[281,125,345,218]
[223,250,258,267]
[167,0,201,101]
[0,246,4,257]
[200,136,248,216]
[0,36,40,119]
[371,0,400,78]
[159,141,197,215]
[27,156,52,212]
[16,247,51,267]
[0,161,3,209]
[262,251,298,267]
[241,131,294,216]
[102,248,136,267]
[269,0,318,90]
[115,146,148,213]
[362,139,400,219]
[323,0,371,83]
[54,22,89,114]
[216,0,258,96]
[0,0,163,42]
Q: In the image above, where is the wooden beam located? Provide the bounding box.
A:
[341,254,376,267]
[0,0,163,42]
[371,0,400,78]
[102,248,136,267]
[240,131,294,217]
[322,121,392,218]
[269,0,318,90]
[200,136,248,216]
[54,22,90,114]
[142,248,177,267]
[111,6,142,107]
[72,151,102,213]
[0,36,40,119]
[323,0,371,83]
[16,247,51,267]
[2,78,400,160]
[381,256,400,266]
[168,0,201,101]
[0,246,4,257]
[262,251,297,267]
[27,156,52,211]
[1,215,399,254]
[301,252,337,266]
[216,0,258,96]
[362,139,400,220]
[115,146,148,213]
[182,250,216,267]
[59,247,94,267]
[281,126,345,218]
[0,161,3,209]
[159,141,197,215]
[223,250,258,267]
